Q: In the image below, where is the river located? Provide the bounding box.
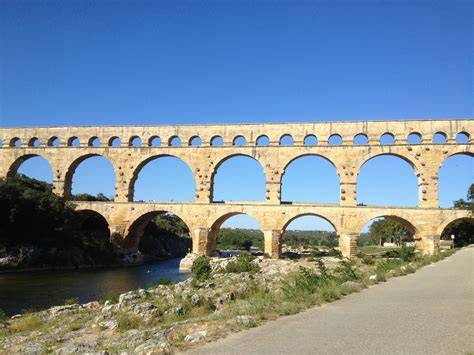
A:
[0,258,190,316]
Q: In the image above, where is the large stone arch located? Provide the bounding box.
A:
[64,153,116,199]
[436,216,474,236]
[280,153,340,203]
[356,153,420,207]
[210,153,266,202]
[122,209,192,250]
[357,152,420,176]
[206,211,264,256]
[6,153,53,180]
[129,154,196,202]
[357,213,418,236]
[281,212,339,234]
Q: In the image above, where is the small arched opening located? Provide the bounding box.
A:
[354,134,368,145]
[189,136,202,146]
[210,135,224,146]
[304,134,318,146]
[407,132,422,144]
[256,135,270,146]
[328,134,342,145]
[279,134,294,146]
[233,135,246,146]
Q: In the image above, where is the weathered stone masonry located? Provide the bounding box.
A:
[1,119,472,258]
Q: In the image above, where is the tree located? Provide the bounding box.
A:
[442,184,474,246]
[369,218,412,246]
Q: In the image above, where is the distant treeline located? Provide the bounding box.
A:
[216,228,342,250]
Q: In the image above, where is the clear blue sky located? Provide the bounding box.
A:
[3,0,473,232]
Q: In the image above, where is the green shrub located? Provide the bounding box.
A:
[64,297,79,305]
[115,312,141,332]
[0,309,7,324]
[282,267,326,300]
[376,259,404,275]
[315,258,331,281]
[100,293,118,304]
[191,256,212,282]
[224,253,260,274]
[334,260,359,282]
[399,245,416,262]
[360,254,375,265]
[148,277,173,288]
[9,314,42,333]
[328,248,342,258]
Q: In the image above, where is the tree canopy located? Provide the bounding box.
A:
[369,218,412,246]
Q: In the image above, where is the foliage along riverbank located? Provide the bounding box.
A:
[0,175,191,272]
[0,246,457,354]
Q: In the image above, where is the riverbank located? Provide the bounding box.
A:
[0,258,190,317]
[0,248,457,354]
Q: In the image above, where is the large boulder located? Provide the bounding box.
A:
[179,253,200,270]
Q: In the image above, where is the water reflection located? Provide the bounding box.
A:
[0,258,189,316]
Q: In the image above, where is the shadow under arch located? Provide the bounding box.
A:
[7,154,54,181]
[210,153,266,202]
[280,153,340,203]
[64,154,116,199]
[122,210,192,251]
[438,217,474,245]
[207,211,264,256]
[130,154,196,202]
[71,209,111,234]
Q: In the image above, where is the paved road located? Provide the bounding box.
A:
[186,247,474,354]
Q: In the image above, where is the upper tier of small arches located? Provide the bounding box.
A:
[1,120,472,148]
[1,131,472,149]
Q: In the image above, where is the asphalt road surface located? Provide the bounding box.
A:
[186,247,474,354]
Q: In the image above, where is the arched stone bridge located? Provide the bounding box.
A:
[1,119,472,258]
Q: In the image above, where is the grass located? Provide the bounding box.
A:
[8,314,42,333]
[358,245,400,255]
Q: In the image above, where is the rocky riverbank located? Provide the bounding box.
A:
[0,249,456,354]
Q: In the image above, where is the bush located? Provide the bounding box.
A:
[328,248,342,258]
[63,297,79,305]
[147,277,173,288]
[191,256,212,282]
[360,254,375,265]
[334,260,359,282]
[0,309,7,324]
[100,293,118,304]
[224,253,260,274]
[383,245,416,262]
[399,245,416,262]
[376,259,404,275]
[9,314,42,333]
[115,312,141,332]
[282,266,327,300]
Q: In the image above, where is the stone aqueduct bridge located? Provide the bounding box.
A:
[1,119,472,258]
